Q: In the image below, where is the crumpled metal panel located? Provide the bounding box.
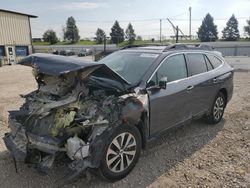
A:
[19,53,130,85]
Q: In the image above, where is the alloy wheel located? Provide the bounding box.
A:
[213,96,224,121]
[106,132,137,173]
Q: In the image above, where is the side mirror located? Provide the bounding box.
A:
[158,77,168,89]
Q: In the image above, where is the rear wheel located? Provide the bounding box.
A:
[99,124,141,181]
[207,92,226,124]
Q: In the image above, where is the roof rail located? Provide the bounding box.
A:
[121,44,149,50]
[163,43,214,52]
[198,44,214,50]
[121,43,172,50]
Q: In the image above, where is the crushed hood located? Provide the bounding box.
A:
[19,53,130,86]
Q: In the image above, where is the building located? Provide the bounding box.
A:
[0,9,37,65]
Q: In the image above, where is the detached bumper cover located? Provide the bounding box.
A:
[3,133,27,161]
[3,118,63,162]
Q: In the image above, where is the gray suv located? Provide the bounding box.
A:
[3,44,233,182]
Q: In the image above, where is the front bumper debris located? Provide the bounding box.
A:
[3,133,27,161]
[3,117,64,162]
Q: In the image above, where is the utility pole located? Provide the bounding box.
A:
[176,26,179,43]
[160,19,162,43]
[189,7,192,40]
[103,35,106,53]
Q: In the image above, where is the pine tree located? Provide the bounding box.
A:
[64,16,80,43]
[137,36,142,40]
[222,15,240,41]
[95,28,106,44]
[244,19,250,37]
[125,23,136,44]
[110,21,124,44]
[197,13,218,42]
[43,29,58,44]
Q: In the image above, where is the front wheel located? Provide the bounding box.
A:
[99,124,141,181]
[207,92,226,124]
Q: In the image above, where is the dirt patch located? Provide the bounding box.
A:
[0,65,249,187]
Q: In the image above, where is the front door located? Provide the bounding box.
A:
[6,46,15,64]
[147,54,190,136]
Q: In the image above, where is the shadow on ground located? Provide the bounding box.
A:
[0,119,224,188]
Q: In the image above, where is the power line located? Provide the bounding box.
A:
[32,16,250,29]
[76,18,159,23]
[169,12,188,19]
[168,17,249,21]
[32,14,250,38]
[75,16,249,23]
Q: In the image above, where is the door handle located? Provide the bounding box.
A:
[213,78,217,83]
[186,85,194,91]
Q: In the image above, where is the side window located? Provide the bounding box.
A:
[206,54,222,68]
[186,53,208,76]
[147,54,187,86]
[148,72,157,87]
[203,55,213,71]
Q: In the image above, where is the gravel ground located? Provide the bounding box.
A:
[0,59,249,188]
[227,56,250,71]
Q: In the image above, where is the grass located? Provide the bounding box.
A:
[77,40,96,45]
[33,39,195,46]
[33,38,250,46]
[32,41,50,45]
[33,40,96,46]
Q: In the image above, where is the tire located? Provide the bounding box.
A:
[99,124,141,181]
[207,92,226,124]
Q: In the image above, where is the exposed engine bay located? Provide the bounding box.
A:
[3,54,148,182]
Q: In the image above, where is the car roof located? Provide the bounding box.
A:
[121,43,215,54]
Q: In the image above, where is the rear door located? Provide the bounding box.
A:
[147,54,190,136]
[185,53,216,116]
[205,53,226,101]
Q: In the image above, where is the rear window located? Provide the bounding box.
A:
[186,54,208,76]
[206,54,223,68]
[204,55,213,71]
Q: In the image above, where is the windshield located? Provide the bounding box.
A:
[98,51,159,85]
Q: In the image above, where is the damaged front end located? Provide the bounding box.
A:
[3,54,148,180]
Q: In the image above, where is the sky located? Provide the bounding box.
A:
[1,0,250,40]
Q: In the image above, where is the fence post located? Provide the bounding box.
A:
[234,45,238,56]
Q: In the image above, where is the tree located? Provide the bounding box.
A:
[125,23,136,44]
[110,21,124,44]
[95,28,106,44]
[43,29,58,44]
[244,19,250,37]
[137,35,142,40]
[197,13,218,42]
[64,16,80,43]
[222,15,240,41]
